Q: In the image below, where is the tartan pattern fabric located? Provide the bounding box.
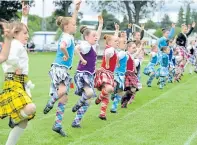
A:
[124,71,138,89]
[114,73,125,93]
[72,102,89,125]
[156,67,169,78]
[74,72,96,97]
[100,97,109,117]
[54,102,65,128]
[111,94,121,112]
[49,64,72,94]
[94,68,115,91]
[0,75,34,124]
[143,63,156,76]
[147,74,155,86]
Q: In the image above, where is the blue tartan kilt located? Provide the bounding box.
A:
[144,63,156,76]
[156,67,169,78]
[114,72,125,93]
[74,71,96,97]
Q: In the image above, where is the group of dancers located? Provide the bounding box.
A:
[0,1,197,144]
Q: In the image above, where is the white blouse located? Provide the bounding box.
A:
[2,39,29,75]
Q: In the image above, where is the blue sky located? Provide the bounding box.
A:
[30,0,197,23]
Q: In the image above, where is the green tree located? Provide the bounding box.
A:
[53,0,72,17]
[0,1,34,20]
[145,19,158,29]
[160,14,172,28]
[191,10,197,32]
[120,15,129,30]
[101,10,120,30]
[177,6,185,27]
[86,1,156,24]
[185,4,191,25]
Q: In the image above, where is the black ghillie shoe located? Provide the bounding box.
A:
[72,104,81,113]
[98,115,107,120]
[43,103,53,114]
[52,126,67,137]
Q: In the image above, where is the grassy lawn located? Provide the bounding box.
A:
[0,52,197,145]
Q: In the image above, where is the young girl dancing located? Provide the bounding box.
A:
[43,1,81,137]
[71,16,103,128]
[121,41,143,108]
[0,3,36,145]
[156,46,170,89]
[94,34,118,120]
[110,36,128,113]
[144,44,158,87]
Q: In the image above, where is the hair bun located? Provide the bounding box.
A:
[162,28,166,32]
[56,16,64,27]
[104,34,109,40]
[80,26,88,34]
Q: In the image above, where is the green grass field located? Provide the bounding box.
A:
[0,52,197,145]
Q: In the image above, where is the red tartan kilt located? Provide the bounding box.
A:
[94,69,115,91]
[125,71,138,89]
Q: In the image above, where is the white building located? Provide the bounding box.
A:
[32,31,57,51]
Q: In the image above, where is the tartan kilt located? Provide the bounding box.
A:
[94,68,115,91]
[156,67,169,78]
[0,74,34,124]
[178,46,190,59]
[124,71,138,90]
[144,63,155,76]
[74,71,96,97]
[49,64,72,94]
[114,72,125,93]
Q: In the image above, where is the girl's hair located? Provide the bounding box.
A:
[162,28,169,34]
[12,21,28,35]
[151,44,157,51]
[161,46,168,52]
[132,31,140,37]
[167,39,173,45]
[127,41,135,47]
[56,16,72,31]
[104,34,113,44]
[80,26,91,39]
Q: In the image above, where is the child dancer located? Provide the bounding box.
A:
[71,16,103,128]
[144,44,158,87]
[168,40,176,83]
[43,1,81,137]
[94,34,118,120]
[174,48,184,82]
[0,3,36,145]
[121,41,143,108]
[156,46,170,89]
[176,22,196,72]
[110,37,128,113]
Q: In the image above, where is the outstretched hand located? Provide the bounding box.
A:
[98,15,103,25]
[0,21,15,40]
[22,2,30,16]
[192,22,196,28]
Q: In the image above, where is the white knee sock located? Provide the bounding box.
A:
[6,126,24,145]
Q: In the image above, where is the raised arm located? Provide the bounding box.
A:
[168,23,175,39]
[21,2,29,26]
[114,23,119,37]
[71,0,81,22]
[186,22,196,37]
[140,24,144,40]
[0,22,13,63]
[97,15,103,41]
